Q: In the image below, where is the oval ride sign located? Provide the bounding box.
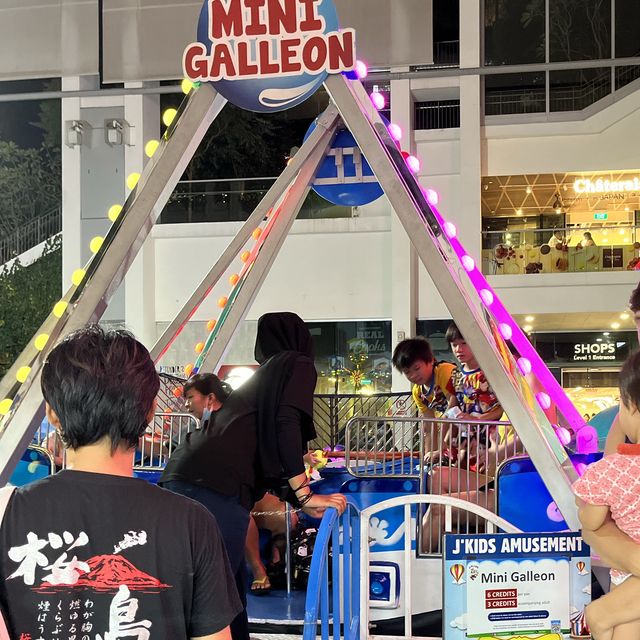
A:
[184,0,356,112]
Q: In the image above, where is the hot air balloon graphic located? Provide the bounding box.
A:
[450,563,465,585]
[576,561,588,576]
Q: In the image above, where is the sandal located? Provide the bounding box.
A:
[250,575,271,595]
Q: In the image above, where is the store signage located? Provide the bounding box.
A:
[573,342,619,362]
[573,177,640,194]
[593,212,608,220]
[443,532,591,640]
[184,0,356,112]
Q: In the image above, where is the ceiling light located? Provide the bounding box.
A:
[603,332,610,336]
[611,322,621,329]
[526,186,532,194]
[523,325,533,333]
[596,338,602,342]
[555,208,562,214]
[621,312,630,320]
[625,207,630,212]
[516,209,523,215]
[525,316,535,322]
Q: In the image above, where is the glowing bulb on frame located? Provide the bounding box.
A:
[34,334,49,351]
[108,205,123,222]
[89,236,104,254]
[71,269,86,286]
[387,123,402,142]
[461,255,475,272]
[16,366,31,383]
[574,462,587,476]
[52,300,68,318]
[181,78,194,94]
[229,274,240,286]
[126,173,141,190]
[240,251,250,263]
[162,108,178,127]
[252,228,262,240]
[499,323,513,340]
[354,60,368,79]
[479,289,494,306]
[370,92,385,110]
[536,392,552,410]
[217,296,228,308]
[405,155,420,174]
[184,363,194,378]
[426,189,439,206]
[195,342,204,354]
[144,140,160,158]
[555,426,571,446]
[207,319,217,332]
[0,398,13,416]
[517,357,532,376]
[443,222,457,239]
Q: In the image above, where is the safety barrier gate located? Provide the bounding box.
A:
[304,496,520,640]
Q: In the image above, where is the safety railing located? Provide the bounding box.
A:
[344,416,522,552]
[358,495,521,640]
[135,412,199,470]
[0,206,61,265]
[304,503,361,640]
[312,392,414,450]
[414,100,460,130]
[482,224,640,275]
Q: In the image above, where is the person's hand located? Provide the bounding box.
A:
[303,450,323,467]
[300,492,347,518]
[423,449,441,465]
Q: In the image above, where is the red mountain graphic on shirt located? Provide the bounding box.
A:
[35,554,170,592]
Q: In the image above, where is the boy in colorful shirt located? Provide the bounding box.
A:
[392,337,456,460]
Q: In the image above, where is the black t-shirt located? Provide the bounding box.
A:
[0,470,242,640]
[160,358,316,508]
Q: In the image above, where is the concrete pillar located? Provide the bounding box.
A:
[123,83,160,347]
[390,75,417,392]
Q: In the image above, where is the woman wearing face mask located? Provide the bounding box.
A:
[160,312,346,640]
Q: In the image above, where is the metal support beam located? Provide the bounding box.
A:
[324,73,579,529]
[150,104,341,363]
[0,84,227,486]
[197,106,341,373]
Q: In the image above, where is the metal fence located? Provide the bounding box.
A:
[0,206,61,265]
[414,100,460,129]
[310,392,414,450]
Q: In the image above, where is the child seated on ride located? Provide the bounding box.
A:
[392,337,456,461]
[574,350,640,640]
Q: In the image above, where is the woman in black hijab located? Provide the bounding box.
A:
[160,312,346,640]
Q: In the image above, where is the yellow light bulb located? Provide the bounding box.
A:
[207,319,217,332]
[89,236,104,254]
[162,108,178,127]
[217,296,228,309]
[0,398,13,416]
[72,268,86,286]
[144,140,160,158]
[126,173,141,190]
[195,342,205,354]
[184,363,194,378]
[181,79,194,94]
[52,300,68,318]
[240,251,250,263]
[108,204,123,222]
[252,228,262,240]
[229,273,240,286]
[34,333,50,351]
[16,366,31,383]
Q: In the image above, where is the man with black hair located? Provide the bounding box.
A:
[0,325,241,640]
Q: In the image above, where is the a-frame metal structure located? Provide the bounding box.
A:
[0,73,581,528]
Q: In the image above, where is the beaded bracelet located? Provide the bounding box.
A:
[298,491,314,507]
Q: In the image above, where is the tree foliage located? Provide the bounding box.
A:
[0,237,62,376]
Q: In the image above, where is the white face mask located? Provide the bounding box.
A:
[201,408,212,424]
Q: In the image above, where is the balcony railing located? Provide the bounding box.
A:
[415,99,460,129]
[158,177,353,224]
[482,225,640,275]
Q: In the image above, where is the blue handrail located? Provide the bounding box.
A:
[303,502,361,640]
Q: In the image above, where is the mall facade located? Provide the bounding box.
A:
[2,0,639,411]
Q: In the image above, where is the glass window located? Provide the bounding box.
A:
[615,2,640,58]
[549,67,611,112]
[485,72,546,116]
[308,320,392,395]
[484,0,545,65]
[550,0,611,62]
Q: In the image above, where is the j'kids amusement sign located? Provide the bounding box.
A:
[184,0,356,112]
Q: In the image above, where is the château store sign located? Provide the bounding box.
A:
[184,0,356,112]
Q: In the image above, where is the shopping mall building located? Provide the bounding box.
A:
[3,0,640,414]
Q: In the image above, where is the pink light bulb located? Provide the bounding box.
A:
[574,462,587,476]
[461,255,475,272]
[555,426,571,446]
[499,323,513,340]
[370,92,385,110]
[355,60,368,79]
[443,222,457,239]
[388,123,402,142]
[536,392,551,410]
[479,289,494,306]
[517,357,532,376]
[405,155,421,174]
[426,189,439,206]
